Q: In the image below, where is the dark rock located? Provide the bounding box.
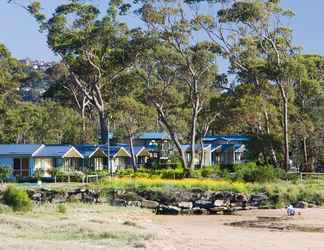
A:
[193,199,215,210]
[155,205,180,215]
[249,193,269,207]
[180,208,192,215]
[223,208,236,215]
[295,201,308,209]
[192,207,208,215]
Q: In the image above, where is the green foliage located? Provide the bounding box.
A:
[0,166,12,182]
[57,203,67,214]
[234,162,284,183]
[160,168,184,179]
[55,170,85,182]
[33,168,45,180]
[2,185,32,212]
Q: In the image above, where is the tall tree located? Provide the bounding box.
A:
[135,1,219,168]
[190,0,300,170]
[28,0,134,144]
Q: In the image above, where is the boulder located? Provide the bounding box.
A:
[223,207,236,215]
[111,198,127,207]
[81,190,100,203]
[67,192,83,202]
[295,201,308,209]
[178,202,193,209]
[127,201,142,207]
[249,193,269,207]
[192,207,208,215]
[194,199,215,210]
[214,200,225,207]
[155,205,180,215]
[141,200,159,209]
[180,208,192,215]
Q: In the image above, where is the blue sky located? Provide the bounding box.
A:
[0,0,323,62]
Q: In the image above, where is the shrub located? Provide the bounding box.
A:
[33,168,45,180]
[2,185,32,212]
[57,204,67,214]
[0,204,12,213]
[55,170,85,182]
[0,165,12,183]
[234,162,283,183]
[160,168,184,179]
[117,168,135,177]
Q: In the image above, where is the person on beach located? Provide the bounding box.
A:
[287,205,296,216]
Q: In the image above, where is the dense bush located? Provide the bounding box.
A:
[189,166,221,178]
[2,185,32,212]
[234,162,284,183]
[0,166,12,183]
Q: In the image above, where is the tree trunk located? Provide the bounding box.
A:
[128,135,137,171]
[81,100,86,133]
[171,132,188,169]
[302,136,309,171]
[279,85,290,171]
[199,136,204,167]
[98,110,108,144]
[154,103,188,169]
[264,110,278,167]
[190,108,198,169]
[283,96,289,171]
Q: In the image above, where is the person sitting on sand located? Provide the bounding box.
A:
[287,205,296,216]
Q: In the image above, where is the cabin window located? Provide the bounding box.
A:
[13,158,29,177]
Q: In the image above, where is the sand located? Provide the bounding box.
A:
[0,204,324,250]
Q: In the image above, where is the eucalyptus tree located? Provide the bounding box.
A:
[28,0,134,144]
[135,0,220,169]
[292,55,323,170]
[188,0,302,170]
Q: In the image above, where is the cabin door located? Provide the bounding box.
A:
[13,159,21,177]
[22,158,29,177]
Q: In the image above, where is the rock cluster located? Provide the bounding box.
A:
[27,188,101,204]
[24,187,314,215]
[109,188,251,215]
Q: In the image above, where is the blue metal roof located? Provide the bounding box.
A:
[0,144,43,156]
[144,144,158,152]
[136,132,171,141]
[124,146,147,156]
[203,135,251,142]
[74,145,105,158]
[99,145,129,158]
[34,145,81,158]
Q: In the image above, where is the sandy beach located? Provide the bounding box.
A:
[1,204,324,250]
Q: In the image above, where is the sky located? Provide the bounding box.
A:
[0,0,323,63]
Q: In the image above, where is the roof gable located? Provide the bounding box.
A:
[33,145,83,158]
